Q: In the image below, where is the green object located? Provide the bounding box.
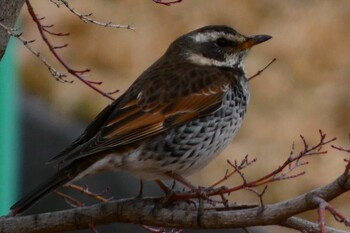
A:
[0,37,20,215]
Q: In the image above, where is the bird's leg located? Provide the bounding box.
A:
[165,172,197,191]
[155,179,172,194]
[152,179,175,216]
[136,179,144,198]
[165,173,228,208]
[153,179,196,212]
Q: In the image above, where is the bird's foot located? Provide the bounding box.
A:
[200,185,230,208]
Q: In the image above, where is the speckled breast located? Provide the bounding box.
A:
[138,80,249,178]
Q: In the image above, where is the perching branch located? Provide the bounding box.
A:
[1,132,350,233]
[1,166,349,233]
[281,217,349,233]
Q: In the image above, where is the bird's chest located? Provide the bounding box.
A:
[138,84,249,174]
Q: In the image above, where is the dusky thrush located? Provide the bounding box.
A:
[11,25,271,215]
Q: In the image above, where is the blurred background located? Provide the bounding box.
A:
[1,0,350,232]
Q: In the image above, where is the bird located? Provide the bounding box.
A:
[10,25,271,215]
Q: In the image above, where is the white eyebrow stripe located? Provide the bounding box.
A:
[186,52,241,68]
[190,31,239,43]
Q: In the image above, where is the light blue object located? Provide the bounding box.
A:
[0,38,20,215]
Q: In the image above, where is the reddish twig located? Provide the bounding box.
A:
[41,23,70,36]
[0,22,70,83]
[107,89,120,95]
[170,130,336,200]
[315,196,350,233]
[25,0,116,100]
[332,133,350,153]
[65,184,110,203]
[244,185,268,209]
[209,155,257,188]
[248,58,276,81]
[43,27,70,36]
[153,0,183,6]
[54,191,84,208]
[332,145,350,153]
[331,133,350,176]
[216,130,336,193]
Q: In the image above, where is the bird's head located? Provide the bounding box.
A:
[168,25,271,68]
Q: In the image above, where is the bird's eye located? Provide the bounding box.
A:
[216,38,229,47]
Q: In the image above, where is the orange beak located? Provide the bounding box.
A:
[239,34,272,50]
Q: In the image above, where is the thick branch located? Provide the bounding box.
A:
[281,217,349,233]
[1,172,349,233]
[0,0,25,60]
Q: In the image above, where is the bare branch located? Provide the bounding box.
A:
[1,169,350,233]
[64,184,110,203]
[172,131,337,200]
[209,155,257,188]
[248,58,276,81]
[25,0,116,100]
[153,0,183,6]
[54,191,84,208]
[281,217,349,233]
[49,0,62,7]
[244,185,268,209]
[332,134,350,153]
[0,22,70,83]
[58,0,134,30]
[313,196,350,233]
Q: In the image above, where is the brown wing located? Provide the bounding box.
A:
[55,62,238,164]
[88,82,229,148]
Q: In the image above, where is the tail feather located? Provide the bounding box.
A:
[10,169,71,216]
[10,156,99,216]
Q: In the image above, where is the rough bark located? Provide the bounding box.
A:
[0,172,349,233]
[0,0,25,61]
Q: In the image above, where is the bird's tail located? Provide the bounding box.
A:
[10,158,94,216]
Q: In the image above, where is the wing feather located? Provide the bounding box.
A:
[78,81,230,155]
[53,62,239,164]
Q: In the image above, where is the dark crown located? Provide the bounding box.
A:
[165,25,271,68]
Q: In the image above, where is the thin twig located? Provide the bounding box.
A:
[65,184,110,202]
[170,130,336,200]
[314,196,350,233]
[248,58,276,81]
[54,191,84,207]
[59,0,134,30]
[0,22,70,83]
[210,155,257,188]
[25,0,116,100]
[153,0,183,6]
